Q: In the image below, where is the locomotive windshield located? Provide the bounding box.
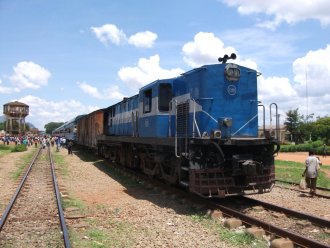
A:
[143,89,152,113]
[158,83,172,112]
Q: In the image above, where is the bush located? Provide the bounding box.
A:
[11,145,27,152]
[279,140,328,155]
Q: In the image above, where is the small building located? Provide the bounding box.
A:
[258,124,289,144]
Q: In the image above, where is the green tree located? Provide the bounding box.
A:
[0,122,4,130]
[312,117,330,144]
[44,122,64,134]
[284,108,304,143]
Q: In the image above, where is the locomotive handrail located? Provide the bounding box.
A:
[258,104,266,134]
[232,114,258,136]
[200,110,218,123]
[192,98,217,124]
[168,100,173,137]
[270,103,279,140]
[172,99,180,158]
[191,99,201,138]
[131,112,135,137]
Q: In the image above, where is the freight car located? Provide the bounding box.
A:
[82,54,280,198]
[76,109,104,149]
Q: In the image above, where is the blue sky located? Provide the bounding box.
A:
[1,0,330,130]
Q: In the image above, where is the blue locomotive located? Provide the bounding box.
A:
[78,54,280,198]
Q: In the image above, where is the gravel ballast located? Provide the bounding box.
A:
[1,147,329,247]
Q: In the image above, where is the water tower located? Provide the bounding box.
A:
[3,101,29,135]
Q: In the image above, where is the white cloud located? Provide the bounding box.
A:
[77,81,103,99]
[293,44,330,97]
[221,0,330,30]
[77,81,125,101]
[182,32,257,69]
[91,24,127,46]
[18,95,99,130]
[91,24,158,48]
[258,76,297,103]
[128,31,158,48]
[256,45,330,120]
[118,54,184,93]
[9,61,51,90]
[0,79,19,94]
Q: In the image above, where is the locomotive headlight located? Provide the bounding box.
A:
[211,130,222,139]
[223,118,232,127]
[225,63,240,82]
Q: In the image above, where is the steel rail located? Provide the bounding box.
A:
[48,147,71,248]
[275,184,330,200]
[0,147,42,232]
[212,201,329,248]
[276,179,330,192]
[241,196,330,228]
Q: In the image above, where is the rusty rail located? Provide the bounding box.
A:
[0,147,42,231]
[212,201,329,248]
[242,196,330,228]
[48,147,71,248]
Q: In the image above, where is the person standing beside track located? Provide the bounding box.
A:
[302,151,322,197]
[67,140,73,155]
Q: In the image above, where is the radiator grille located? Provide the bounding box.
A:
[177,102,189,137]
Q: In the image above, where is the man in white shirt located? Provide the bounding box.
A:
[303,151,321,196]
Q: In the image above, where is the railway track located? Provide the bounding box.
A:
[212,196,330,248]
[275,179,330,199]
[111,162,330,248]
[0,147,70,248]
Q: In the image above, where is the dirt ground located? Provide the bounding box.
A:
[276,152,330,165]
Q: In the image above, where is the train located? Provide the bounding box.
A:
[52,115,85,141]
[70,54,280,198]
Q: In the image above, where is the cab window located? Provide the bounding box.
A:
[143,89,152,113]
[158,83,172,112]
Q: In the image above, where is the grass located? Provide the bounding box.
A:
[0,144,18,157]
[190,212,268,248]
[10,147,37,180]
[62,196,86,211]
[10,144,27,152]
[275,160,330,188]
[0,149,11,157]
[69,212,136,248]
[53,152,69,176]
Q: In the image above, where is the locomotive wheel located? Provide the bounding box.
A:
[159,162,178,184]
[140,155,158,176]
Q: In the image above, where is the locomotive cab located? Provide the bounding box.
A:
[169,54,280,197]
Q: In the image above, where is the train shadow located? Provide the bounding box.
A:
[73,148,207,217]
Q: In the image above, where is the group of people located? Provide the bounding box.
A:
[1,135,33,146]
[1,134,74,155]
[302,151,322,197]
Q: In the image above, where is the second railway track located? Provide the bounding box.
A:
[0,147,70,248]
